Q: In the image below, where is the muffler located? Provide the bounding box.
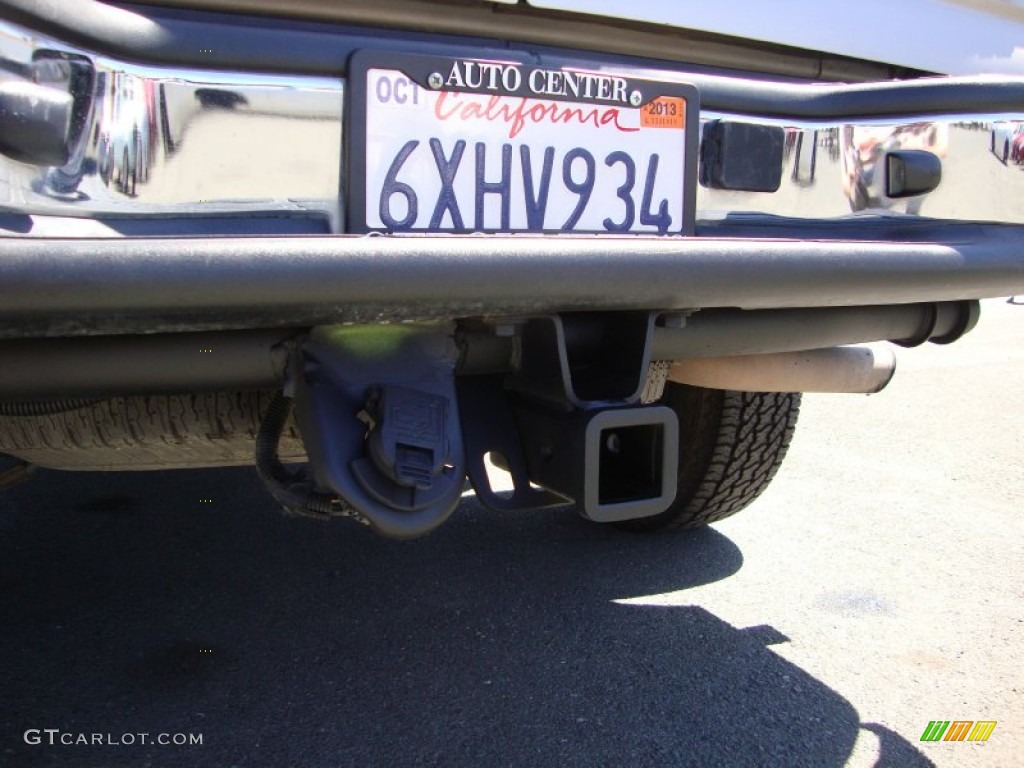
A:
[667,344,897,394]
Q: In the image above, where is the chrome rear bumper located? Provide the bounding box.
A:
[1,14,1024,230]
[0,7,1022,342]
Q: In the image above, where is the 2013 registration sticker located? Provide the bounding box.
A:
[347,51,698,235]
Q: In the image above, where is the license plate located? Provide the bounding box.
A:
[347,51,698,235]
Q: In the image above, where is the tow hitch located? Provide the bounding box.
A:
[263,315,680,539]
[458,314,678,524]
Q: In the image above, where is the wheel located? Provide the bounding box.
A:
[617,382,800,532]
[1004,140,1010,163]
[0,391,306,471]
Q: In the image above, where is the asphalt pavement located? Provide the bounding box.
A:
[1,298,1021,768]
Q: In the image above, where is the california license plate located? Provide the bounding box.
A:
[347,51,698,235]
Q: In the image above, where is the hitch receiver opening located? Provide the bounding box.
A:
[516,405,679,523]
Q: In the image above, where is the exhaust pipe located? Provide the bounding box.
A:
[667,344,897,394]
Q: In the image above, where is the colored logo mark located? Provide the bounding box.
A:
[920,720,997,742]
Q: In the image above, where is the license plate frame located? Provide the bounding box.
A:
[346,50,699,236]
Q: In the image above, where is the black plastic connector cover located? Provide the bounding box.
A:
[700,119,785,192]
[363,384,450,492]
[886,150,942,198]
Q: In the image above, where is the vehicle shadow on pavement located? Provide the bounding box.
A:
[0,468,933,768]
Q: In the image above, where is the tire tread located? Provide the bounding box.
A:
[619,384,800,532]
[0,391,305,471]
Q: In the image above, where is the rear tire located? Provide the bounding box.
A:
[0,391,305,471]
[617,383,800,532]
